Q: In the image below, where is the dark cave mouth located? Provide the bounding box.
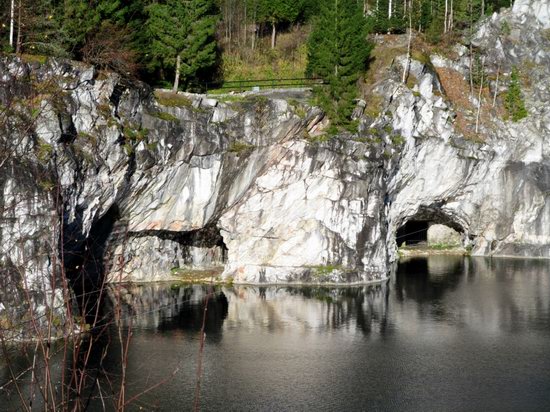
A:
[396,220,430,246]
[396,211,467,249]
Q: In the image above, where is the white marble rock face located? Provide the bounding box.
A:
[0,0,549,338]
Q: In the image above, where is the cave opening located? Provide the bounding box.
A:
[135,224,229,269]
[395,207,467,249]
[62,204,120,321]
[396,220,429,246]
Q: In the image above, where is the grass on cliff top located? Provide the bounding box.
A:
[209,26,308,93]
[154,90,193,108]
[19,53,48,64]
[151,110,178,122]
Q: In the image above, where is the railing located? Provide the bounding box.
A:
[206,77,327,93]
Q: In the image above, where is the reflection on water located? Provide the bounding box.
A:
[2,256,550,411]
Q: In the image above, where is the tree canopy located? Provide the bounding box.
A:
[307,0,373,124]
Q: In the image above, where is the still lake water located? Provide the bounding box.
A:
[2,255,550,411]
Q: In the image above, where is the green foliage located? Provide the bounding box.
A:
[37,141,53,162]
[307,0,372,125]
[146,1,188,74]
[154,91,193,108]
[471,53,486,86]
[38,179,56,191]
[228,140,255,154]
[60,0,130,57]
[391,134,405,145]
[123,123,149,140]
[500,20,511,36]
[151,111,179,122]
[181,0,219,91]
[311,264,340,277]
[505,67,528,122]
[145,0,218,90]
[257,0,304,26]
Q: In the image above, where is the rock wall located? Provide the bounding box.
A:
[0,1,549,336]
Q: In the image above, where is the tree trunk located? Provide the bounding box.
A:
[173,54,181,93]
[388,0,393,19]
[243,2,247,47]
[492,66,500,108]
[9,0,14,48]
[271,21,276,49]
[402,5,413,84]
[449,0,454,31]
[475,57,485,134]
[15,0,21,54]
[444,0,448,33]
[251,0,257,50]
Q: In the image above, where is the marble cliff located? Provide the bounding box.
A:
[0,1,548,336]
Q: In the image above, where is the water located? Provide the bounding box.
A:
[2,256,550,411]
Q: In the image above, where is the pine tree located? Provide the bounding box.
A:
[505,67,527,122]
[146,0,189,91]
[257,0,304,48]
[145,0,219,92]
[307,0,372,124]
[180,0,219,91]
[59,0,130,59]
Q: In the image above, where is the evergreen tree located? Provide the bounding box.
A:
[180,0,219,91]
[257,0,304,48]
[505,67,527,122]
[307,0,372,124]
[59,0,130,58]
[146,0,219,91]
[146,0,189,91]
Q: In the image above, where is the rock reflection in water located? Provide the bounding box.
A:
[224,285,389,335]
[106,284,229,339]
[3,256,550,411]
[106,283,389,337]
[394,256,550,333]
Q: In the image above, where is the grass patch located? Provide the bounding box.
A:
[390,134,405,145]
[36,140,53,162]
[288,98,307,119]
[215,94,247,103]
[364,94,384,118]
[38,179,56,191]
[170,267,225,284]
[123,122,149,140]
[151,111,178,122]
[306,133,331,143]
[78,131,97,143]
[428,242,460,250]
[228,140,255,154]
[221,28,308,83]
[20,54,48,64]
[310,265,341,277]
[154,90,193,108]
[97,103,111,117]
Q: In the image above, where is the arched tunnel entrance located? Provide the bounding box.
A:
[395,208,468,250]
[396,220,430,246]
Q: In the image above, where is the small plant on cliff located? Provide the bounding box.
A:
[152,111,179,122]
[36,140,53,162]
[229,140,254,154]
[504,67,528,122]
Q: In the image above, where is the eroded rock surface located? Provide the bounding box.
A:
[0,0,549,337]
